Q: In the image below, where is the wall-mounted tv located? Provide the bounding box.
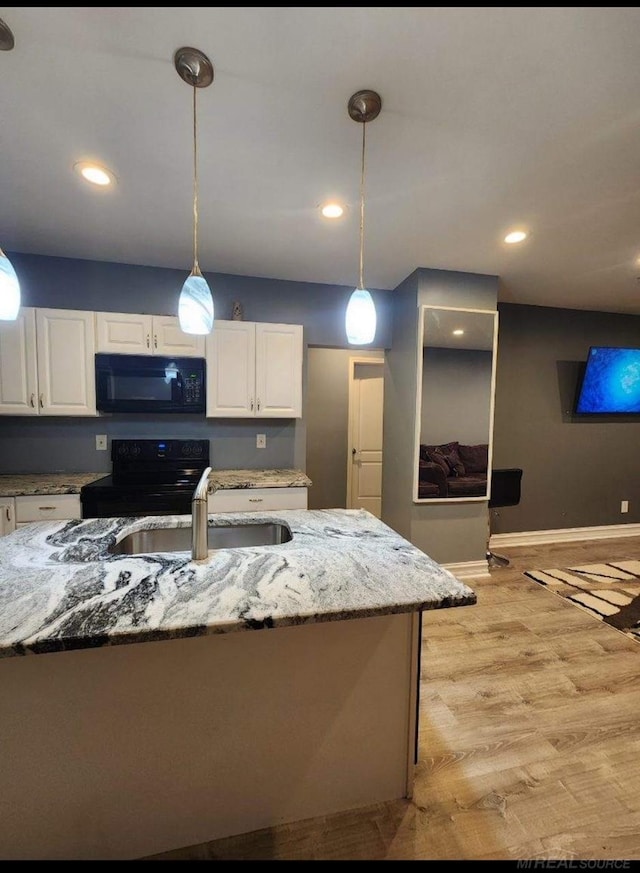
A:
[575,346,640,414]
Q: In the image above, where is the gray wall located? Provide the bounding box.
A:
[381,272,420,541]
[0,416,298,474]
[381,268,498,564]
[421,347,493,446]
[492,302,640,533]
[411,269,498,564]
[0,252,393,474]
[306,348,384,510]
[8,252,393,349]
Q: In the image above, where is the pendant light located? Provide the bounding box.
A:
[174,47,214,335]
[0,250,20,321]
[0,21,20,320]
[345,90,381,345]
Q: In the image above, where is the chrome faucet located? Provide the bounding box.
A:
[191,466,212,560]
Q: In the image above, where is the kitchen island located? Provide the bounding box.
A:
[0,508,475,859]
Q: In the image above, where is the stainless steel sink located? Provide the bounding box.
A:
[110,522,292,556]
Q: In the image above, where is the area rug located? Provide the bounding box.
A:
[524,560,640,643]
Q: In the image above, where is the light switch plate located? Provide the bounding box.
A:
[96,434,107,451]
[256,434,266,449]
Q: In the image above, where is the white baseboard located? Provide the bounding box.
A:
[490,522,640,549]
[442,559,490,580]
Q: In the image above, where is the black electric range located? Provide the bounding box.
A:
[80,438,210,519]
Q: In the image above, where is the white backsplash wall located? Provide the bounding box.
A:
[0,416,298,474]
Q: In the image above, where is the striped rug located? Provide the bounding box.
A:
[524,560,640,643]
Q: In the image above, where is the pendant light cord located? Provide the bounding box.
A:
[192,83,200,275]
[359,121,366,290]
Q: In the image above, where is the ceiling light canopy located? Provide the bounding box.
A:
[504,230,528,245]
[74,162,116,187]
[345,89,381,346]
[174,46,214,336]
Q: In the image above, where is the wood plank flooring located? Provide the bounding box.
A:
[146,537,640,861]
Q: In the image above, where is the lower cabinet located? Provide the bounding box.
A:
[14,494,82,528]
[208,487,308,514]
[0,499,15,537]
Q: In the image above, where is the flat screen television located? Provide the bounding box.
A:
[575,346,640,414]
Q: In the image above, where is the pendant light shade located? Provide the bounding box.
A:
[345,90,381,346]
[0,249,20,321]
[174,47,214,335]
[179,269,214,335]
[345,287,376,345]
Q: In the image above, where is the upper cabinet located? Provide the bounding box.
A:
[0,308,97,416]
[95,312,205,358]
[206,321,303,418]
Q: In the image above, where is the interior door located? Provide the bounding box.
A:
[348,360,384,517]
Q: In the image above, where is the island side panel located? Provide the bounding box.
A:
[0,611,418,860]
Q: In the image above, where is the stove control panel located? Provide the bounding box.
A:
[111,439,210,464]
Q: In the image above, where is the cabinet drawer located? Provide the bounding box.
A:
[208,487,308,513]
[15,494,82,522]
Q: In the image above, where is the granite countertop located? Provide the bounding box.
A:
[209,469,312,490]
[0,509,475,659]
[0,472,104,497]
[0,470,311,497]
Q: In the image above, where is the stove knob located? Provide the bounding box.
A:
[183,443,192,456]
[132,445,141,456]
[192,443,203,456]
[118,444,129,456]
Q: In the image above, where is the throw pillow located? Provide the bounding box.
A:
[425,450,451,476]
[458,443,488,475]
[435,446,466,477]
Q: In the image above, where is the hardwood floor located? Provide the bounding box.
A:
[146,537,640,861]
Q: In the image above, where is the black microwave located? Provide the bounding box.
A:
[95,354,206,414]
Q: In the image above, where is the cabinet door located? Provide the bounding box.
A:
[153,316,205,358]
[36,309,97,416]
[206,321,256,417]
[95,312,153,354]
[0,499,16,536]
[255,323,303,418]
[0,308,39,415]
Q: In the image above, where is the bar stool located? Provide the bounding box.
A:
[487,467,523,568]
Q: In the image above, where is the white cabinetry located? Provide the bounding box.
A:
[0,308,96,416]
[95,312,205,357]
[0,498,15,537]
[15,494,82,527]
[206,321,302,418]
[208,487,308,513]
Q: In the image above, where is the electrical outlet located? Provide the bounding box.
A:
[621,500,629,513]
[256,434,266,449]
[95,434,107,451]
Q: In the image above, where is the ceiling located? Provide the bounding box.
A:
[3,7,640,315]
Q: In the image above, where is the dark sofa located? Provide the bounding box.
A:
[418,440,488,499]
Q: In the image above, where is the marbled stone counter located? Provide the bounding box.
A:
[0,509,474,659]
[0,472,104,497]
[209,469,312,490]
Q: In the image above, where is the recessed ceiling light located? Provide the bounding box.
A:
[321,203,344,219]
[504,230,527,244]
[452,329,464,336]
[74,162,116,187]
